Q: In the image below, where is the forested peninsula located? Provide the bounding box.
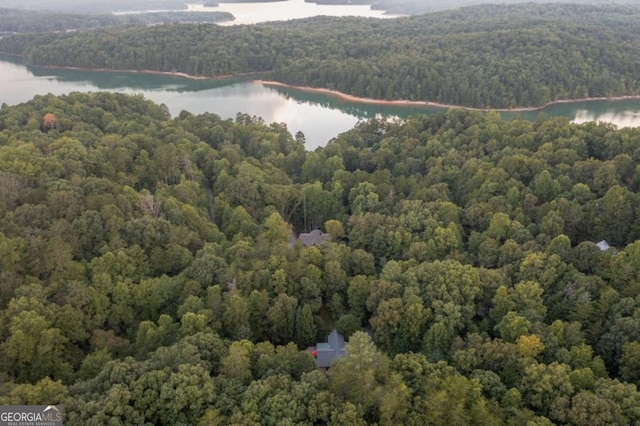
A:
[0,8,234,34]
[1,3,640,108]
[2,92,640,424]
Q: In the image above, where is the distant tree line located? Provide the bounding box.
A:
[1,3,640,108]
[0,8,234,34]
[310,0,640,15]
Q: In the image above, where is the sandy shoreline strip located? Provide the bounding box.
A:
[255,79,640,113]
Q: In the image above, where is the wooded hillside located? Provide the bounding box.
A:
[1,92,640,424]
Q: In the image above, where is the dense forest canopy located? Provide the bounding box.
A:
[0,8,234,34]
[1,91,640,424]
[1,3,640,108]
[311,0,639,15]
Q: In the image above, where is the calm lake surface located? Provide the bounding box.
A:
[2,55,640,150]
[189,0,401,25]
[114,0,401,25]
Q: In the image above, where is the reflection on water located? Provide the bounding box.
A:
[115,0,402,25]
[0,56,359,149]
[268,84,640,130]
[25,63,255,92]
[573,109,640,128]
[1,55,639,150]
[191,0,400,25]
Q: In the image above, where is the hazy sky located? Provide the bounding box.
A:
[2,0,631,14]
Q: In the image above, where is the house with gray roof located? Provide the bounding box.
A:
[298,229,330,247]
[310,330,347,368]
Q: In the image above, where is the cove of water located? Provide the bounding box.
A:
[1,56,640,150]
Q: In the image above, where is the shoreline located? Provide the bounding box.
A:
[0,54,263,80]
[34,64,266,81]
[255,80,640,113]
[2,54,639,110]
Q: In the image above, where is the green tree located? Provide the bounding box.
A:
[0,309,71,382]
[329,331,394,421]
[619,341,640,385]
[267,294,298,345]
[295,304,317,348]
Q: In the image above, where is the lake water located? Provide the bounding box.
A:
[1,55,640,150]
[193,0,400,25]
[114,0,401,25]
